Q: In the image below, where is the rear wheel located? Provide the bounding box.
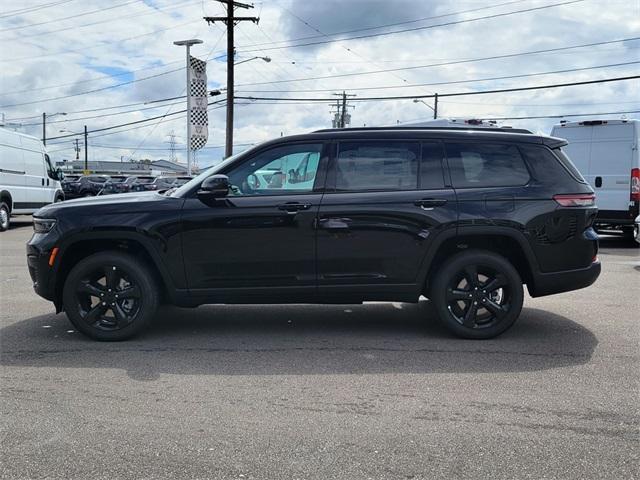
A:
[0,202,10,231]
[62,251,159,341]
[431,250,524,339]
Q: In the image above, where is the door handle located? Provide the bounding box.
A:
[595,176,602,188]
[277,202,312,214]
[318,218,351,230]
[414,198,447,210]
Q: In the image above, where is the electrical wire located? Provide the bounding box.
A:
[237,0,586,53]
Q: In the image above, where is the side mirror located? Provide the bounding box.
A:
[198,174,229,198]
[55,168,64,181]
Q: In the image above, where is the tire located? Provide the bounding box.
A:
[0,201,10,232]
[54,194,64,203]
[62,251,159,341]
[430,250,524,339]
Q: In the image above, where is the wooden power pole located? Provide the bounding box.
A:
[204,1,259,158]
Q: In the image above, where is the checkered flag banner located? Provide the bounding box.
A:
[189,55,208,151]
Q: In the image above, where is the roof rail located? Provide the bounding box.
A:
[312,126,534,134]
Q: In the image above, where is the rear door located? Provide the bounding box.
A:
[589,123,635,212]
[316,140,457,299]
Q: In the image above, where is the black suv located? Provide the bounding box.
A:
[62,175,110,198]
[27,127,600,341]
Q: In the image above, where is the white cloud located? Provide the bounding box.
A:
[0,0,638,168]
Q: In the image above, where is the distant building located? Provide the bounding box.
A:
[55,159,194,176]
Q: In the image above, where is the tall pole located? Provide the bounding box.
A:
[42,113,46,145]
[204,1,259,159]
[185,42,192,176]
[83,125,88,173]
[75,139,79,160]
[340,91,347,128]
[434,93,438,119]
[225,0,234,159]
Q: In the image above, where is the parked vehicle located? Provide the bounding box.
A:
[173,176,193,187]
[0,127,64,231]
[550,119,639,238]
[62,175,110,198]
[130,176,177,192]
[635,215,640,244]
[127,176,156,192]
[100,175,130,195]
[28,126,600,340]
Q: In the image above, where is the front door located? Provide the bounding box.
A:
[181,142,328,301]
[316,140,457,298]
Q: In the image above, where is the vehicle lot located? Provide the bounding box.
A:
[1,218,638,479]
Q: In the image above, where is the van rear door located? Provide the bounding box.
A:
[590,123,635,213]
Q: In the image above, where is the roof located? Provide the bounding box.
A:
[552,119,638,128]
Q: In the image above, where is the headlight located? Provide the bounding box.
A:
[33,218,56,233]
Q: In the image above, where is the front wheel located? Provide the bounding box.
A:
[62,251,159,341]
[430,250,524,339]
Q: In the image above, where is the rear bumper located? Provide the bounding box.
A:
[528,260,601,297]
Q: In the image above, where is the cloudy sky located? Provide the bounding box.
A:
[0,0,638,168]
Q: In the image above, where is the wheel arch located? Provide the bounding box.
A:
[421,227,539,296]
[53,233,177,309]
[0,190,12,212]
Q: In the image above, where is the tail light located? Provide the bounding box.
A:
[553,193,596,207]
[631,168,640,201]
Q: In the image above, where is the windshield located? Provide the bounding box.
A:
[170,151,246,197]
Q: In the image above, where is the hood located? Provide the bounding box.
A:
[34,191,181,219]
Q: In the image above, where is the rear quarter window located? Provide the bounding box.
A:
[553,148,588,184]
[519,145,588,185]
[445,143,530,188]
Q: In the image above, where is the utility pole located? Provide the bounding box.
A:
[433,93,438,119]
[331,91,356,128]
[204,0,259,158]
[83,125,88,174]
[74,139,80,160]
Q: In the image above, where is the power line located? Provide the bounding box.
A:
[0,1,205,62]
[1,0,200,41]
[235,61,640,93]
[235,75,640,102]
[0,0,140,33]
[237,0,586,53]
[0,0,77,19]
[42,75,638,144]
[234,37,640,86]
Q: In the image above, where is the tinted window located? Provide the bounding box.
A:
[420,142,445,189]
[335,141,418,191]
[227,143,323,196]
[553,148,587,183]
[446,143,530,187]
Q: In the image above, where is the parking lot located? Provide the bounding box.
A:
[1,217,638,479]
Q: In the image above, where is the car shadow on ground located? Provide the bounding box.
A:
[0,301,598,381]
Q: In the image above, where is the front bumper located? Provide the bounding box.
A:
[528,260,601,298]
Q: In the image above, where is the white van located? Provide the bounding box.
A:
[550,119,639,236]
[0,127,64,231]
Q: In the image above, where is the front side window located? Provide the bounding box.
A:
[226,143,323,196]
[445,143,530,188]
[335,141,419,191]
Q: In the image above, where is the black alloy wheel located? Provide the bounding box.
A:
[63,251,158,340]
[431,250,524,339]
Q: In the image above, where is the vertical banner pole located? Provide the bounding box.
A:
[185,44,192,176]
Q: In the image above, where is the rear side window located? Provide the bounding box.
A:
[552,148,588,184]
[445,143,530,188]
[335,141,419,191]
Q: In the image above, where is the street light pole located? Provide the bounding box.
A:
[42,112,66,146]
[413,97,438,119]
[173,38,203,176]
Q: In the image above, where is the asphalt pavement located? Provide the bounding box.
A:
[1,216,638,479]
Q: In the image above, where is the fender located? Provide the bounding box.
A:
[415,224,542,290]
[50,229,185,305]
